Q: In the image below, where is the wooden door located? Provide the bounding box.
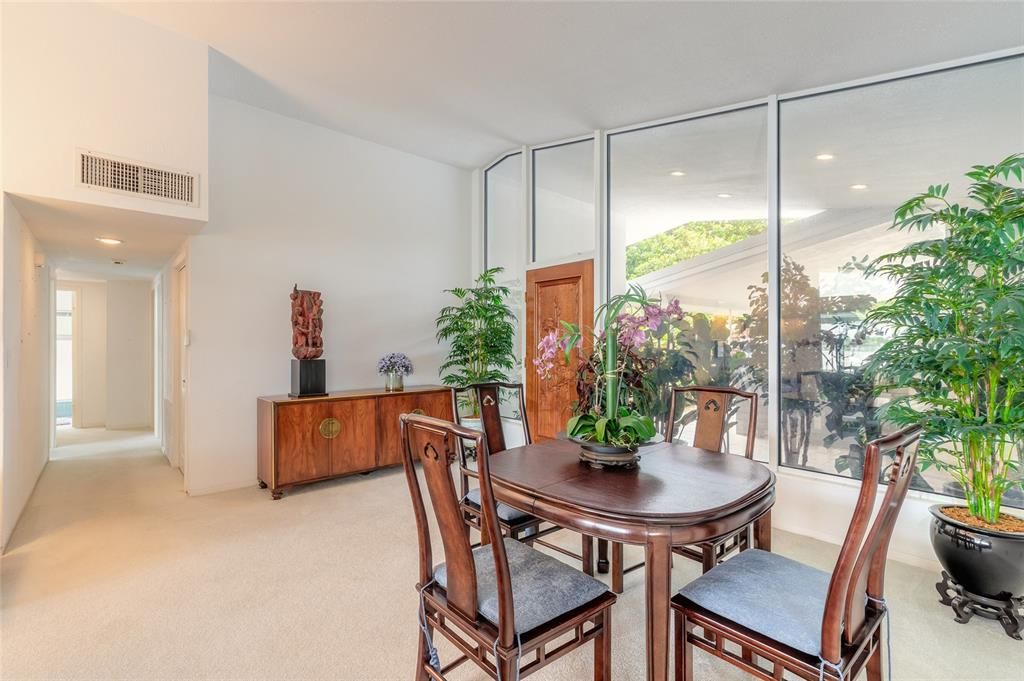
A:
[526,260,594,441]
[329,398,378,475]
[276,401,332,485]
[377,391,454,467]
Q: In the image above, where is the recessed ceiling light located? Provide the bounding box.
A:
[849,184,868,190]
[716,193,733,199]
[96,237,122,245]
[112,260,125,265]
[670,170,686,177]
[815,153,835,161]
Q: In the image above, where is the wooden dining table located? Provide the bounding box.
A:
[487,438,776,681]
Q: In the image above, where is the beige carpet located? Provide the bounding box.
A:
[1,431,1019,681]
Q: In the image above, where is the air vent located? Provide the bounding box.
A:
[79,150,197,206]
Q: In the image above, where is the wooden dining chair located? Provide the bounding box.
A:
[607,385,759,592]
[672,425,921,681]
[453,382,596,574]
[400,413,616,681]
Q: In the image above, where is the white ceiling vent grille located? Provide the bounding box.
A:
[79,150,197,207]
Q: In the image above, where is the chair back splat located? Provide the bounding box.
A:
[666,385,758,458]
[400,413,517,644]
[820,425,921,663]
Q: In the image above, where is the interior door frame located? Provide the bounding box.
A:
[525,258,594,440]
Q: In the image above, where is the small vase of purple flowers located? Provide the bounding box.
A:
[377,352,413,392]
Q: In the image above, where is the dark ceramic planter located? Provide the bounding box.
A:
[929,504,1024,599]
[572,438,640,469]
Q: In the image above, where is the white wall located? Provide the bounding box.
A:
[1,196,50,548]
[182,97,471,494]
[1,2,208,222]
[106,280,153,429]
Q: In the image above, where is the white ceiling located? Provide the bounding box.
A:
[108,1,1024,169]
[11,195,200,280]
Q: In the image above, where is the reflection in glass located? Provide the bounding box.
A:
[608,106,770,460]
[779,56,1024,507]
[533,140,594,263]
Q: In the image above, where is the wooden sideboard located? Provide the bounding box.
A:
[257,385,453,499]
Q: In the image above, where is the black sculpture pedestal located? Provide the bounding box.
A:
[290,359,327,398]
[936,570,1024,640]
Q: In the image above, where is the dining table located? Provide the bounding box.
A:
[487,438,776,681]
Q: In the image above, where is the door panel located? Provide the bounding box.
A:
[377,391,454,467]
[330,398,378,475]
[526,260,594,441]
[276,401,331,484]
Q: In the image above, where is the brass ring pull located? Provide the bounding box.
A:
[411,408,426,416]
[319,417,341,439]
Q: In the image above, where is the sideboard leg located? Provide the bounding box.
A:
[258,480,268,489]
[271,489,283,500]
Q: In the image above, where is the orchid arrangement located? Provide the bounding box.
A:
[377,352,414,376]
[535,284,662,449]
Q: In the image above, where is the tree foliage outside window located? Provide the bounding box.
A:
[626,219,767,279]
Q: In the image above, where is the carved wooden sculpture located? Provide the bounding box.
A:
[290,285,324,360]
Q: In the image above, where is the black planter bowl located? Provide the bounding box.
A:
[571,439,640,469]
[929,504,1024,599]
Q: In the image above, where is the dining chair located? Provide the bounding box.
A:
[453,382,596,574]
[400,413,616,681]
[672,424,921,681]
[607,385,759,592]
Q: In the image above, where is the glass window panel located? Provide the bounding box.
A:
[779,57,1024,507]
[609,106,770,461]
[533,139,595,262]
[485,153,524,276]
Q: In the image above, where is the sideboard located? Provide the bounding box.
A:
[257,385,453,499]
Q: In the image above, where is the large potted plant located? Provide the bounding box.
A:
[435,267,518,416]
[535,285,658,467]
[865,154,1024,612]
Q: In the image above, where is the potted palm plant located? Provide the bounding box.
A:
[865,154,1024,611]
[435,267,517,417]
[535,285,658,467]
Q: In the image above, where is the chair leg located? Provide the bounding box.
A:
[611,541,624,594]
[415,627,430,681]
[597,538,610,573]
[594,609,612,681]
[497,652,517,681]
[867,640,883,681]
[674,609,692,681]
[701,544,716,573]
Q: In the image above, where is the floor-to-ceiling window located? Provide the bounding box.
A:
[481,51,1024,502]
[608,106,770,460]
[778,56,1024,505]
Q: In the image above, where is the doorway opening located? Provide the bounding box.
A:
[54,288,75,428]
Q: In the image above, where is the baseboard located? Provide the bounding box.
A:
[185,479,255,496]
[1,459,49,554]
[774,519,941,572]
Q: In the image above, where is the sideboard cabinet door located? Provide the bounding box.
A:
[276,401,332,485]
[330,398,378,475]
[377,391,454,467]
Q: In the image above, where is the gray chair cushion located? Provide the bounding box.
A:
[677,549,830,657]
[434,538,609,634]
[463,488,534,523]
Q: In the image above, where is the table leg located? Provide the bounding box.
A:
[754,510,772,551]
[581,534,595,576]
[597,538,609,574]
[644,528,672,681]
